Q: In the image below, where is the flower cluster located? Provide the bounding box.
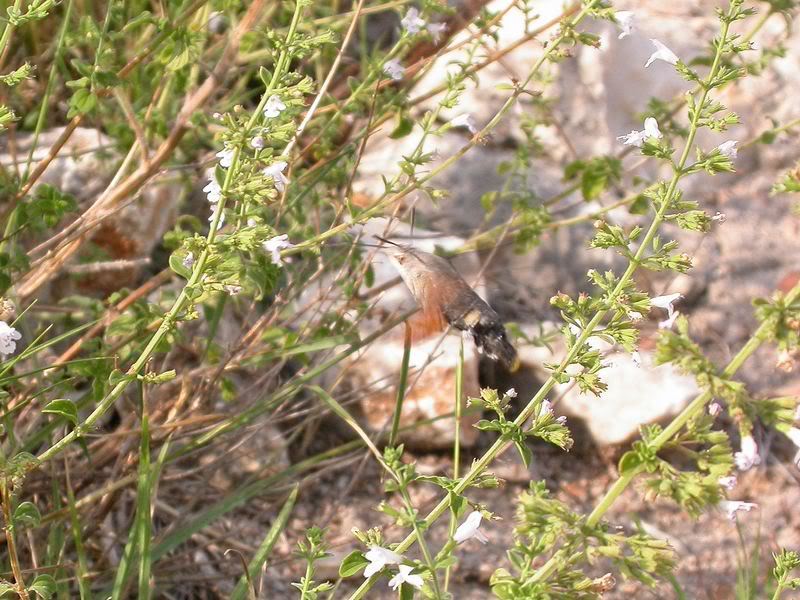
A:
[0,321,21,358]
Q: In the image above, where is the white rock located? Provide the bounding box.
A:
[511,324,699,446]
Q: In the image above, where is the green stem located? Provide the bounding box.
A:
[34,0,307,467]
[401,488,442,598]
[389,324,412,448]
[444,339,464,591]
[344,4,602,597]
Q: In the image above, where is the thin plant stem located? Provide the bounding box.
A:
[444,339,464,592]
[389,323,412,448]
[34,0,307,468]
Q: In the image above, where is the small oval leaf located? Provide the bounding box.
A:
[42,399,77,425]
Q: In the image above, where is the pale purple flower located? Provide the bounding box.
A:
[0,321,22,357]
[734,435,760,471]
[263,161,289,192]
[716,140,738,160]
[712,212,727,223]
[250,135,265,149]
[263,95,286,119]
[263,234,293,266]
[505,388,517,398]
[632,351,642,368]
[708,402,722,417]
[182,252,195,269]
[401,7,426,34]
[718,475,737,491]
[216,147,235,168]
[364,546,403,578]
[454,511,488,544]
[539,399,554,419]
[427,22,447,43]
[719,500,757,521]
[645,39,679,68]
[212,112,223,120]
[388,565,423,590]
[556,415,567,425]
[207,11,226,34]
[383,59,405,81]
[616,11,635,39]
[617,117,662,147]
[450,113,478,134]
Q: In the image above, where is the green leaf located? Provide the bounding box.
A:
[618,450,643,475]
[338,550,368,577]
[13,501,41,528]
[42,399,78,425]
[389,114,414,139]
[67,87,97,118]
[29,574,56,599]
[513,440,532,468]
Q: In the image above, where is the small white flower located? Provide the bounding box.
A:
[556,415,567,425]
[615,11,635,39]
[454,511,488,544]
[652,293,682,329]
[450,113,478,134]
[734,435,761,471]
[631,351,642,368]
[263,95,286,119]
[617,117,662,147]
[643,117,662,139]
[716,140,738,159]
[208,206,225,228]
[212,112,223,120]
[383,59,405,81]
[645,39,679,68]
[401,7,426,34]
[182,252,195,269]
[224,284,242,296]
[203,178,222,204]
[250,135,265,149]
[0,321,22,357]
[719,500,757,521]
[658,311,680,330]
[718,475,737,490]
[426,22,447,43]
[263,234,293,266]
[364,546,403,578]
[712,212,727,223]
[651,293,682,319]
[708,402,722,417]
[505,388,517,398]
[216,147,235,168]
[388,565,424,590]
[263,161,289,192]
[539,399,554,418]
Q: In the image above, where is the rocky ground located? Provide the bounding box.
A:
[252,0,800,597]
[12,0,799,597]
